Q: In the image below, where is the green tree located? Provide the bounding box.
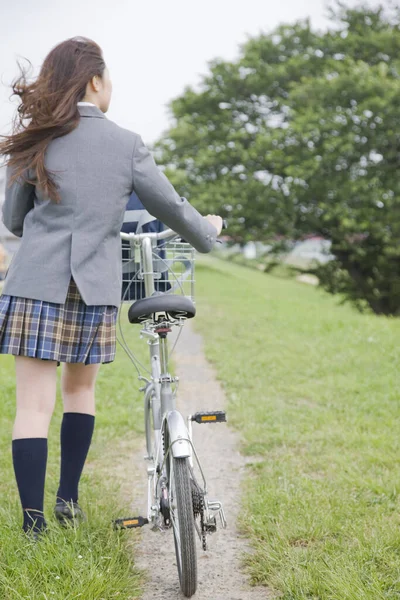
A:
[157,3,400,315]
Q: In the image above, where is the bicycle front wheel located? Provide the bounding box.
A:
[169,455,197,597]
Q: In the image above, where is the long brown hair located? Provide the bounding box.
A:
[0,37,105,202]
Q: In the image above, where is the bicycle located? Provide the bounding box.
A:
[113,227,227,597]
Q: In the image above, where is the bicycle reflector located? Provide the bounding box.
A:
[191,411,227,424]
[113,516,149,529]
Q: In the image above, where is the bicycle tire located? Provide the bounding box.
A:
[169,456,197,597]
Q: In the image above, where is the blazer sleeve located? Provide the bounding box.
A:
[2,166,35,238]
[131,136,217,253]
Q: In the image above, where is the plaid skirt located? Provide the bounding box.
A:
[0,278,118,365]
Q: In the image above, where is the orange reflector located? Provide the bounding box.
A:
[201,415,217,421]
[123,519,139,526]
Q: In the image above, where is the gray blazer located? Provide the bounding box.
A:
[2,105,217,307]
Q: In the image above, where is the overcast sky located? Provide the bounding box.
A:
[1,0,367,144]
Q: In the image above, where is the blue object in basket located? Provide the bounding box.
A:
[121,191,170,300]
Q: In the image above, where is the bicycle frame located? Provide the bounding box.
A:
[139,235,192,525]
[120,226,226,542]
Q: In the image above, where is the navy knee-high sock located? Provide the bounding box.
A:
[12,438,48,532]
[56,413,95,504]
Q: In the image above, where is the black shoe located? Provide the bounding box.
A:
[23,510,47,541]
[24,525,47,543]
[54,500,86,526]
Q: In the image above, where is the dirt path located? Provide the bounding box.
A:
[128,322,271,600]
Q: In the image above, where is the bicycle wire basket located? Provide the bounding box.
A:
[121,238,195,304]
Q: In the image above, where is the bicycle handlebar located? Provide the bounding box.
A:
[120,228,176,242]
[120,219,228,243]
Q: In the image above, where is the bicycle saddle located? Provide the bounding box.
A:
[128,294,196,323]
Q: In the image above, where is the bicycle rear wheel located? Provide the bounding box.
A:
[168,455,197,597]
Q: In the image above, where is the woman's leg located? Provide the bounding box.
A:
[12,356,58,533]
[56,363,100,506]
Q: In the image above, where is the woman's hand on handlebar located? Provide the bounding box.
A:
[205,215,223,236]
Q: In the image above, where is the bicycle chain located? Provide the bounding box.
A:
[191,479,207,551]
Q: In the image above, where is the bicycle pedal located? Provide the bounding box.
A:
[113,516,149,529]
[191,411,227,424]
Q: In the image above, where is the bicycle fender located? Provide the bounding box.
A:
[166,410,191,458]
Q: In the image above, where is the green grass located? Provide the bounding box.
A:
[194,256,400,600]
[0,305,147,600]
[3,257,400,599]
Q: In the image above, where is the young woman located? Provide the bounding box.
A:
[0,37,222,539]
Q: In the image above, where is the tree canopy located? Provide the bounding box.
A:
[157,3,400,315]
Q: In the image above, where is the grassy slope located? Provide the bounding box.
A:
[2,256,400,599]
[194,256,400,600]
